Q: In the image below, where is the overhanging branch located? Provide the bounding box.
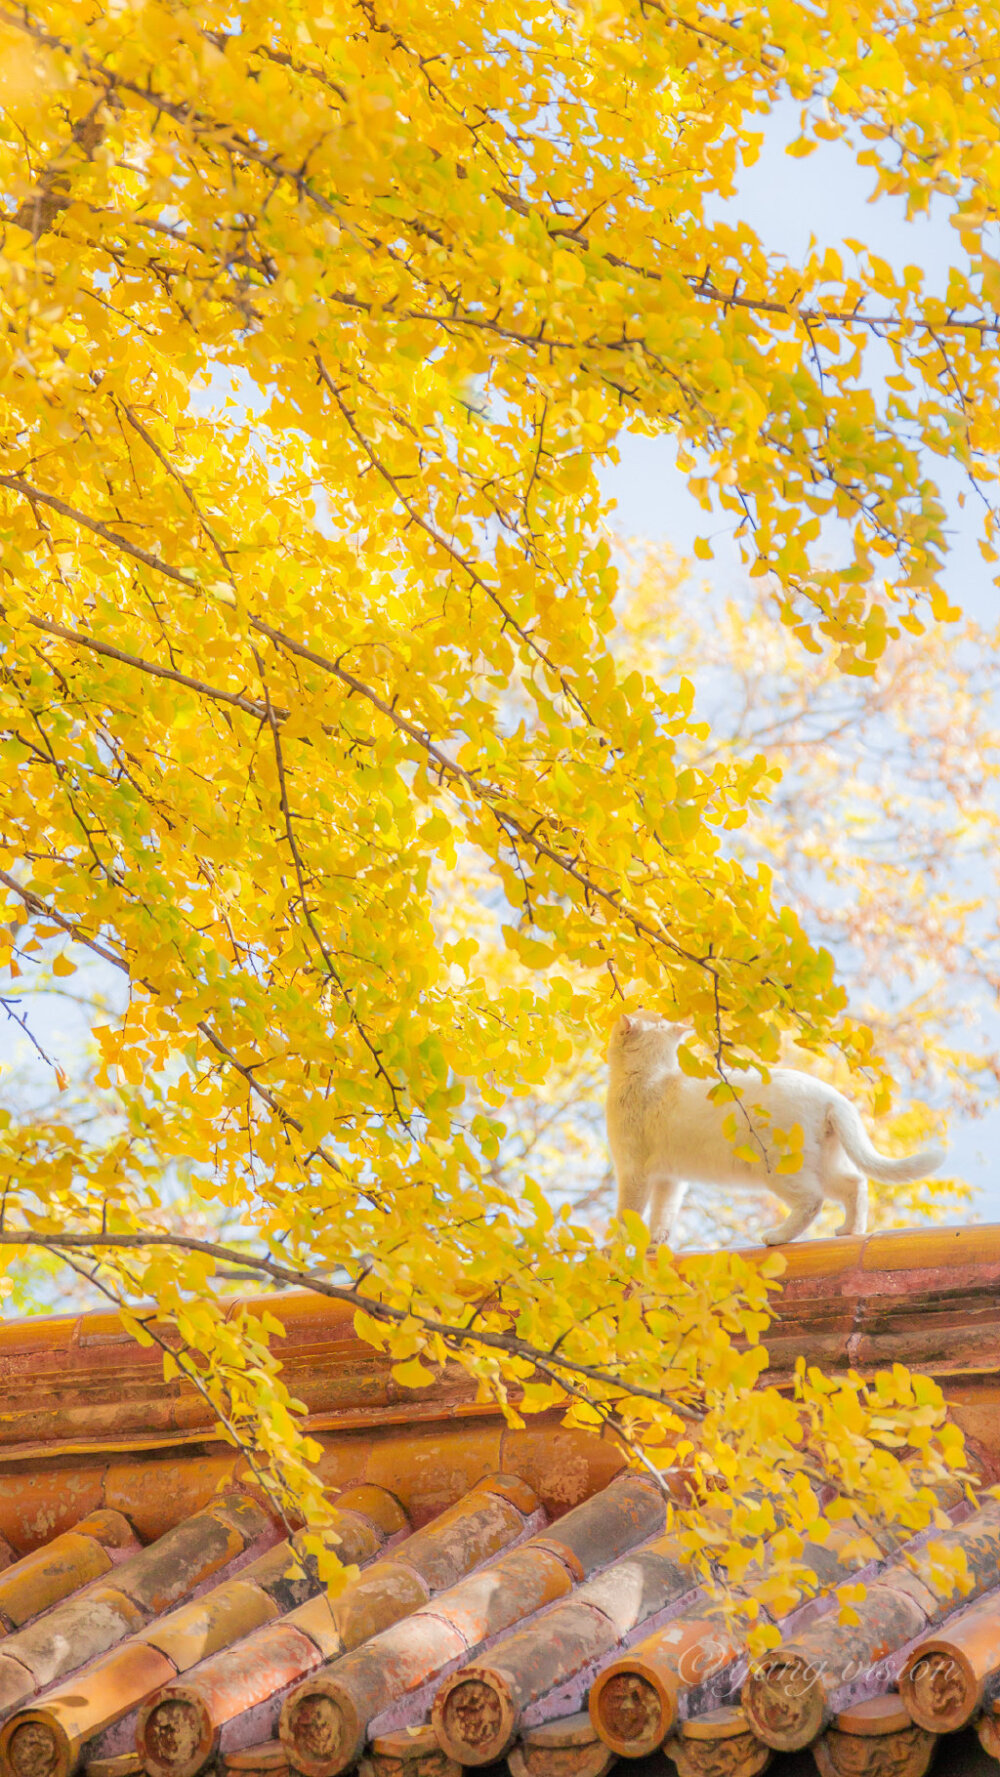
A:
[0,1228,705,1422]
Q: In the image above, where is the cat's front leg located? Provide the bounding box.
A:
[615,1169,650,1225]
[648,1175,686,1247]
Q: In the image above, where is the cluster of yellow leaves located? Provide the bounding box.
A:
[719,1107,805,1176]
[0,0,995,1567]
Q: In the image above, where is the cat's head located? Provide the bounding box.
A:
[607,1009,686,1063]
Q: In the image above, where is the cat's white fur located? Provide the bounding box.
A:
[605,1011,944,1247]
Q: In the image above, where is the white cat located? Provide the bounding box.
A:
[605,1011,944,1247]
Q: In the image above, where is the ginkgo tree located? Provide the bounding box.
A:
[0,0,996,1601]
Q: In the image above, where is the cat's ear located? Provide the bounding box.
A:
[620,1014,635,1035]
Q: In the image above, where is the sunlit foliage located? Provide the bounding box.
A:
[0,0,996,1593]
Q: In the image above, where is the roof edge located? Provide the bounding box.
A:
[2,1223,997,1468]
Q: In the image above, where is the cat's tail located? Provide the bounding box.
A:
[826,1099,944,1182]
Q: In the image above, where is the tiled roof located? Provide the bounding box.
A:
[0,1226,998,1777]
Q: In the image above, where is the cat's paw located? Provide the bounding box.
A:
[760,1226,789,1246]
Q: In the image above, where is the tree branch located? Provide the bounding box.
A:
[0,1228,705,1422]
[0,866,352,1184]
[0,474,705,970]
[29,615,273,722]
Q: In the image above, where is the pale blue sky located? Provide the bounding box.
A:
[602,103,995,619]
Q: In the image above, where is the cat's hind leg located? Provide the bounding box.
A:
[827,1167,868,1236]
[759,1177,824,1246]
[648,1176,686,1248]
